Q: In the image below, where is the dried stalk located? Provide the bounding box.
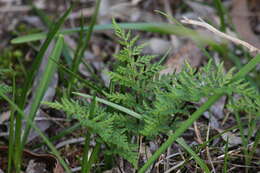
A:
[181,17,260,54]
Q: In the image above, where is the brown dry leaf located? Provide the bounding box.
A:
[160,41,202,75]
[231,0,260,55]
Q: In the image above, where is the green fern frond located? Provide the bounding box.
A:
[43,98,88,119]
[45,98,139,166]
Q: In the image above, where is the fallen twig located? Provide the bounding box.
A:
[181,17,260,54]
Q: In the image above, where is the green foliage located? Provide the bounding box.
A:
[0,48,24,81]
[46,22,260,169]
[0,69,12,95]
[44,98,138,166]
[0,83,12,95]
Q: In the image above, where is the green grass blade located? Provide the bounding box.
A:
[213,0,227,32]
[138,54,260,173]
[232,54,260,81]
[223,137,229,173]
[11,23,216,47]
[82,96,96,173]
[22,35,64,144]
[69,0,101,93]
[31,3,75,68]
[176,138,210,173]
[14,6,74,157]
[248,129,260,167]
[19,4,73,99]
[85,143,101,172]
[234,112,249,169]
[73,92,142,119]
[8,75,16,173]
[81,132,91,173]
[11,23,182,43]
[0,92,72,173]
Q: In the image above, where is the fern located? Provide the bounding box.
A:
[44,98,138,166]
[45,21,260,169]
[142,60,260,137]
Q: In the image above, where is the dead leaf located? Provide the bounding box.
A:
[160,41,202,75]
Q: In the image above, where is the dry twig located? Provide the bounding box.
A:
[181,17,260,54]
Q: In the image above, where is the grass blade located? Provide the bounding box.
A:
[11,23,216,48]
[85,143,101,172]
[68,0,101,93]
[213,0,227,32]
[7,75,16,173]
[81,132,91,173]
[22,35,64,144]
[223,137,229,173]
[19,4,73,99]
[176,138,210,173]
[72,92,142,119]
[0,91,72,173]
[14,6,74,165]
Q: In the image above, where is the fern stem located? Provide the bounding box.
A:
[138,54,260,173]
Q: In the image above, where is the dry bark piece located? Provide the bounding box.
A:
[0,146,64,173]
